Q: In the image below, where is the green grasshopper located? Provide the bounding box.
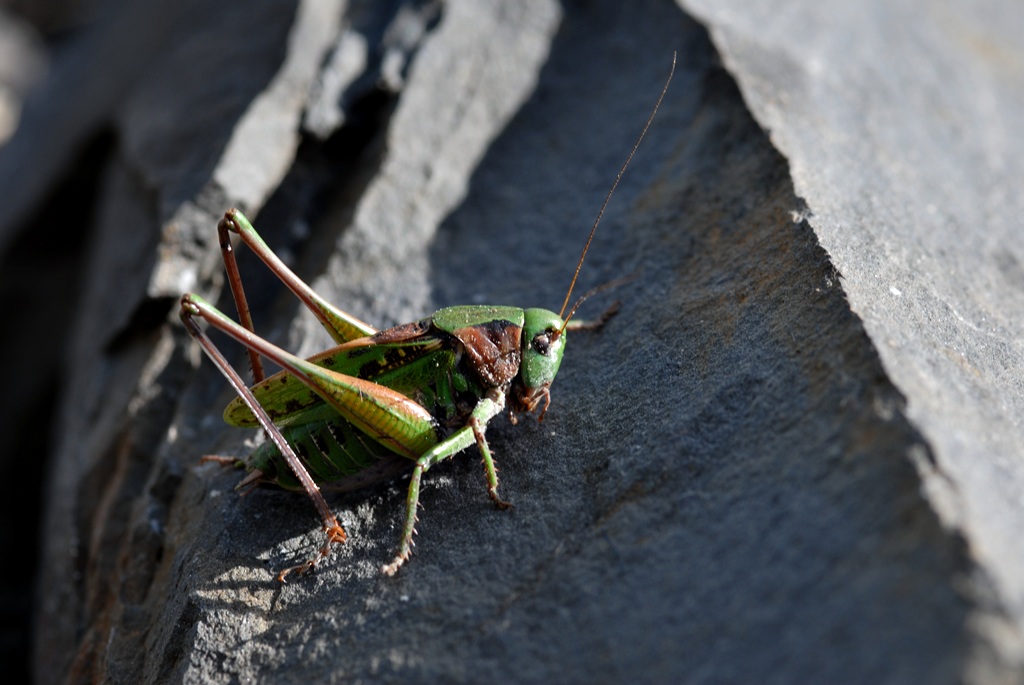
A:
[180,56,674,580]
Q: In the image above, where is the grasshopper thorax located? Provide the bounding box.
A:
[511,307,567,420]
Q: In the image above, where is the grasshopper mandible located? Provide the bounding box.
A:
[180,55,674,580]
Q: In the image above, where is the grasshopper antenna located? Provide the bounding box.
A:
[557,52,676,330]
[560,272,639,330]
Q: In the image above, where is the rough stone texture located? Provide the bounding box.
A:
[679,0,1024,678]
[0,0,1020,683]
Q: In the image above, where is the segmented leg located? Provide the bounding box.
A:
[201,209,376,578]
[217,215,265,382]
[470,415,513,510]
[181,305,347,579]
[218,210,376,345]
[382,393,506,576]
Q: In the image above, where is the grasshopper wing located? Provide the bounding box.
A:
[223,321,452,428]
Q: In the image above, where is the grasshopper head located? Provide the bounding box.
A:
[512,308,567,420]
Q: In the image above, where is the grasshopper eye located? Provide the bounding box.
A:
[532,330,554,356]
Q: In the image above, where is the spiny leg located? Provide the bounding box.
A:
[381,429,474,576]
[382,394,505,576]
[470,416,513,510]
[217,216,265,382]
[219,210,376,344]
[181,299,347,581]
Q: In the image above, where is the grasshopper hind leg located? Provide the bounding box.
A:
[181,295,349,581]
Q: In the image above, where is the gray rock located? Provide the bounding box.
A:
[682,0,1024,678]
[5,0,1020,682]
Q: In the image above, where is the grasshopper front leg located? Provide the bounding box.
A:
[382,391,507,576]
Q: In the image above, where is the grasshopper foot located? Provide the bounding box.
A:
[382,534,415,576]
[489,489,514,511]
[276,521,347,583]
[381,551,411,576]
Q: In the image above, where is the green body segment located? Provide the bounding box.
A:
[432,305,524,331]
[248,407,398,490]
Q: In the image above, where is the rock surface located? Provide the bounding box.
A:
[1,0,1021,683]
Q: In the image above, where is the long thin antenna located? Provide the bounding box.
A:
[557,52,677,321]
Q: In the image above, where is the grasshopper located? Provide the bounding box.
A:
[180,56,674,580]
